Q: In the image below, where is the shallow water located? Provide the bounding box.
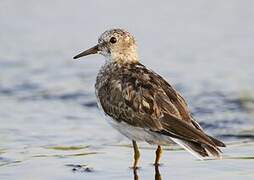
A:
[0,1,254,179]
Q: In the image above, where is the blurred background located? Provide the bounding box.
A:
[0,1,254,180]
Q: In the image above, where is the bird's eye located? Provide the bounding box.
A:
[110,37,117,44]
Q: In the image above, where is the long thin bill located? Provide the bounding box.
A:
[73,44,99,59]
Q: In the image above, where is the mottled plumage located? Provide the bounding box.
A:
[95,61,225,158]
[74,28,225,166]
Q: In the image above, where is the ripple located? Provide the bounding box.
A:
[82,101,98,108]
[0,88,14,96]
[224,156,254,160]
[0,157,22,167]
[21,92,88,101]
[220,134,254,140]
[32,152,97,158]
[45,145,89,151]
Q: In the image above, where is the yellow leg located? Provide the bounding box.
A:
[154,145,163,166]
[132,140,140,169]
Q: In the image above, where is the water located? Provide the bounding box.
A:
[0,1,254,179]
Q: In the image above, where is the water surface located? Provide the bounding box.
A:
[0,1,254,179]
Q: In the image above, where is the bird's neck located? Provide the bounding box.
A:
[107,48,139,64]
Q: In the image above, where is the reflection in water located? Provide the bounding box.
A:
[133,165,162,180]
[154,166,162,180]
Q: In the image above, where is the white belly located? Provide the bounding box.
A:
[106,115,173,145]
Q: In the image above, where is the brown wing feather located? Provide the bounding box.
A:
[97,62,189,130]
[96,62,225,157]
[160,114,217,146]
[99,62,192,125]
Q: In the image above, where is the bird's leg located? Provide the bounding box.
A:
[132,140,140,169]
[154,145,163,166]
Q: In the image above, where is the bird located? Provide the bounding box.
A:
[73,28,226,168]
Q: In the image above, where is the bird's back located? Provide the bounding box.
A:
[96,61,192,124]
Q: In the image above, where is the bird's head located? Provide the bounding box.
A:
[73,28,139,63]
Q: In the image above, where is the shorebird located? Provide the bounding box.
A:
[73,28,225,168]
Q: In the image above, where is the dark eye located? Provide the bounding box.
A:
[110,37,117,44]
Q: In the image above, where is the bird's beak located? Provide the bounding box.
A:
[73,44,99,59]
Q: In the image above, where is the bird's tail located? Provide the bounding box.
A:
[170,137,225,160]
[159,113,226,159]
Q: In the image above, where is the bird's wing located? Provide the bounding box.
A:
[98,62,193,130]
[97,62,225,157]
